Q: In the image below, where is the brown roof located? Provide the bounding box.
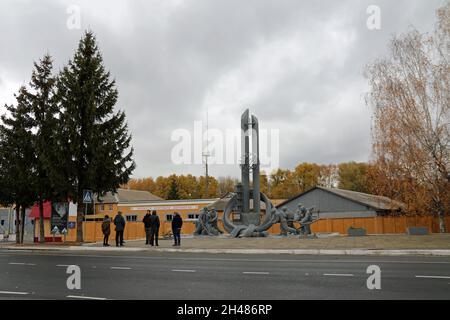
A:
[97,189,163,203]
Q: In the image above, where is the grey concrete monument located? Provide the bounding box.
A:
[196,109,318,239]
[222,109,276,237]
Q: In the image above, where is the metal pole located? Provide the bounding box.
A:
[7,206,12,236]
[84,203,87,242]
[93,196,96,242]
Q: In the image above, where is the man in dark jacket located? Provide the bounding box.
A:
[113,211,126,247]
[149,210,160,246]
[143,211,152,245]
[172,212,183,246]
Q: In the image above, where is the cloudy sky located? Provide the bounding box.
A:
[0,0,445,178]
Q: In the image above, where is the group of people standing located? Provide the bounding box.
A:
[143,210,160,246]
[101,210,183,247]
[101,211,126,247]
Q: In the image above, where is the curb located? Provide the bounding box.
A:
[3,246,450,257]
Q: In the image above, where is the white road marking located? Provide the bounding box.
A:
[5,251,450,265]
[415,275,450,279]
[172,269,196,273]
[243,272,270,275]
[323,273,354,277]
[0,291,29,295]
[8,262,35,266]
[110,267,132,270]
[67,295,107,300]
[56,265,71,267]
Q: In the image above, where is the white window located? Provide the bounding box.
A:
[166,214,173,222]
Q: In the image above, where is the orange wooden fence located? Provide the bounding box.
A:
[41,215,450,242]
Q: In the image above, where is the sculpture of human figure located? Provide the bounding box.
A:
[194,207,222,236]
[194,207,209,235]
[300,206,314,235]
[295,203,303,221]
[299,206,307,235]
[281,206,299,235]
[208,207,223,234]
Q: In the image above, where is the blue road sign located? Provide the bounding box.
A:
[83,190,93,203]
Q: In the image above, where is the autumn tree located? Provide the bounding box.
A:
[338,162,370,193]
[177,174,200,199]
[124,177,157,194]
[318,164,338,188]
[218,176,238,197]
[269,169,296,199]
[365,2,449,231]
[292,163,321,193]
[198,176,219,198]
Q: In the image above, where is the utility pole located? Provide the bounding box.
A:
[203,106,210,198]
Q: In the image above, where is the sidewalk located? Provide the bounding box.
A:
[3,234,450,257]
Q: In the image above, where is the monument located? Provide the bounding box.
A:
[221,109,276,237]
[194,109,318,238]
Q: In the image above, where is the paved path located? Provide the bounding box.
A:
[86,234,450,250]
[0,249,449,300]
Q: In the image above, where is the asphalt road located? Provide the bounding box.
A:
[0,249,449,300]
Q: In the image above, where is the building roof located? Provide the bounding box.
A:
[277,186,405,211]
[98,189,163,203]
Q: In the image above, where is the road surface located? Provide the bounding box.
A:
[0,249,449,300]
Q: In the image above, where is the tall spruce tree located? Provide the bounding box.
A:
[0,87,37,243]
[26,55,60,243]
[57,31,135,242]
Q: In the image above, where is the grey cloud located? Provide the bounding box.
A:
[0,0,444,178]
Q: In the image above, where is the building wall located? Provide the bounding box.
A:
[1,208,35,241]
[281,188,378,218]
[33,200,214,242]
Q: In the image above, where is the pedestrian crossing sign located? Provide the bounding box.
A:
[83,190,93,203]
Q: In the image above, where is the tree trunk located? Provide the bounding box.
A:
[76,196,84,243]
[39,198,45,244]
[20,206,26,244]
[439,211,446,233]
[15,205,20,244]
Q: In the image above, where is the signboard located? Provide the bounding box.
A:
[130,205,199,211]
[83,190,93,203]
[68,221,76,229]
[50,202,69,233]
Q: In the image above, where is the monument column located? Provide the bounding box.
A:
[241,109,250,214]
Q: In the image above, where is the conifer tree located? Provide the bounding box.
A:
[0,87,36,243]
[167,177,180,200]
[57,31,135,242]
[26,55,60,243]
